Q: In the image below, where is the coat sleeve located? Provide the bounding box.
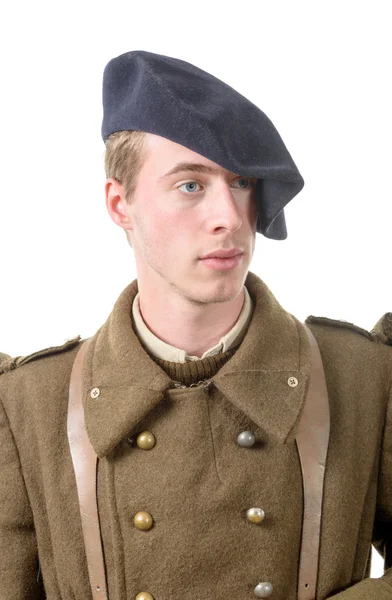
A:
[327,358,392,599]
[0,394,45,598]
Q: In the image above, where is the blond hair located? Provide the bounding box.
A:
[104,130,147,247]
[104,130,147,202]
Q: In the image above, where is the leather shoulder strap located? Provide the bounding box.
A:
[67,325,329,600]
[296,325,330,599]
[67,337,108,600]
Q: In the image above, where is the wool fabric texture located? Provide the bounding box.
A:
[1,271,392,599]
[372,312,392,345]
[101,50,305,240]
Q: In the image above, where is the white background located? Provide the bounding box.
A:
[0,0,391,578]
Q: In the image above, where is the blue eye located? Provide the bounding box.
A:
[178,181,201,193]
[235,178,252,188]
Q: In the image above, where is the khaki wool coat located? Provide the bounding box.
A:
[1,271,392,600]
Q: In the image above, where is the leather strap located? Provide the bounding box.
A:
[296,325,330,599]
[67,325,329,600]
[67,337,108,600]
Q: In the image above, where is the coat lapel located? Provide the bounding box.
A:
[81,271,312,457]
[213,274,312,443]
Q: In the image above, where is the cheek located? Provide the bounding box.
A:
[136,194,198,256]
[148,207,194,238]
[138,210,185,256]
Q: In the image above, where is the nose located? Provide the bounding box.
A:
[205,183,244,234]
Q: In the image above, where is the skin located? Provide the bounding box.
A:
[105,132,258,358]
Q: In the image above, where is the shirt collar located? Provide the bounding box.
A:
[131,285,254,362]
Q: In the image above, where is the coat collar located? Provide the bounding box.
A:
[81,271,312,457]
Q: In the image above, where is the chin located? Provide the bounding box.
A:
[196,273,244,297]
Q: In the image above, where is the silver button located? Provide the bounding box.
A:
[254,581,273,597]
[237,431,256,447]
[90,387,101,399]
[246,507,265,525]
[288,377,298,388]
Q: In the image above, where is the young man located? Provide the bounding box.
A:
[0,50,391,600]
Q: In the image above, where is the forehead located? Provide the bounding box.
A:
[143,132,239,179]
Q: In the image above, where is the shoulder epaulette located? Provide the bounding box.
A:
[305,316,374,341]
[0,352,11,366]
[0,335,82,375]
[371,313,392,346]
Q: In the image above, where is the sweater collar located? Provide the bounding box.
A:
[81,271,312,457]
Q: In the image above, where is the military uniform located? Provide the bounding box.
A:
[2,46,391,599]
[1,271,392,599]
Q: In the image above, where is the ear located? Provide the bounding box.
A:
[105,178,133,232]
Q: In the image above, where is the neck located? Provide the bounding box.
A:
[137,284,246,358]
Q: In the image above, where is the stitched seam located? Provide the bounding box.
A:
[293,316,303,371]
[91,337,127,598]
[221,369,305,375]
[112,461,128,598]
[204,392,223,484]
[375,351,392,500]
[388,348,392,403]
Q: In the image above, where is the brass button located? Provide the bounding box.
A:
[134,511,154,531]
[136,431,156,450]
[247,507,265,525]
[90,387,101,399]
[135,593,154,600]
[288,376,298,388]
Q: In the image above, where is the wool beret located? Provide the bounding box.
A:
[102,50,304,240]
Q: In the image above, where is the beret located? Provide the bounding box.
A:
[102,50,305,240]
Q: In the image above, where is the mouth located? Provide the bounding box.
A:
[199,253,243,271]
[200,249,243,260]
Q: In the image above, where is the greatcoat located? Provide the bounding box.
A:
[1,271,392,599]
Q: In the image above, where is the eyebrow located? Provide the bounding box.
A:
[158,162,223,181]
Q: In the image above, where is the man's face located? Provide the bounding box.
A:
[108,132,258,305]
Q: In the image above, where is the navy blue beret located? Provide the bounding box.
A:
[102,50,304,240]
